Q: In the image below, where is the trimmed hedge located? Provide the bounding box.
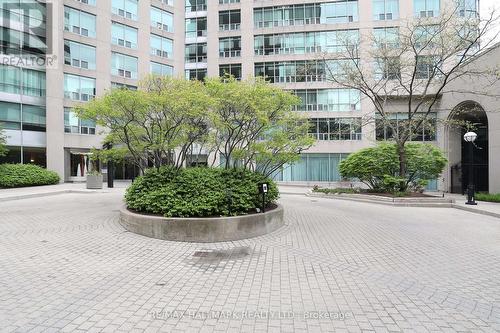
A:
[312,187,359,195]
[476,193,500,203]
[0,163,60,188]
[125,167,279,217]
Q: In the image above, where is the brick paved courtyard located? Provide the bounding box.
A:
[1,189,500,332]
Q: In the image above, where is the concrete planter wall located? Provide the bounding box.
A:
[119,205,284,242]
[308,192,454,207]
[86,174,103,189]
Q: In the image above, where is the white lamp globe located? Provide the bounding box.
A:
[463,131,477,142]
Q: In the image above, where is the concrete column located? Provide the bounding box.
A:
[45,2,64,180]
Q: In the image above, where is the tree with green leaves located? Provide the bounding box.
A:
[339,143,447,193]
[324,4,500,191]
[205,76,314,177]
[77,76,212,171]
[78,76,314,176]
[0,126,8,157]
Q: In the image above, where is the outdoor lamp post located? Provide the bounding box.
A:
[463,131,477,205]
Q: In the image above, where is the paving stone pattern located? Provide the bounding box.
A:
[0,191,499,332]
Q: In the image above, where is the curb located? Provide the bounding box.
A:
[452,204,500,220]
[307,192,454,208]
[0,189,107,202]
[308,192,500,219]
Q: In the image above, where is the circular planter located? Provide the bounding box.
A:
[119,205,284,242]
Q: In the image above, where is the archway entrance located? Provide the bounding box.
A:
[448,102,488,194]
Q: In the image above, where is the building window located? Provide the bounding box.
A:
[185,17,206,38]
[219,36,241,58]
[457,0,478,17]
[185,68,207,81]
[112,0,138,20]
[150,62,173,76]
[186,0,206,12]
[151,7,173,32]
[254,2,359,28]
[293,89,360,112]
[414,25,439,49]
[374,57,401,80]
[111,82,137,90]
[373,0,399,20]
[255,61,324,83]
[273,153,350,182]
[64,108,96,135]
[415,55,440,79]
[0,147,46,167]
[22,104,46,132]
[150,35,173,58]
[0,101,46,132]
[76,0,96,5]
[64,73,95,101]
[64,7,96,37]
[309,118,362,141]
[219,0,239,3]
[111,52,138,79]
[414,0,440,18]
[111,22,138,49]
[373,27,399,48]
[3,0,46,27]
[159,0,174,6]
[0,27,47,56]
[219,64,242,80]
[254,30,359,56]
[255,60,351,83]
[0,101,21,130]
[185,43,207,63]
[219,10,240,31]
[64,40,96,70]
[0,65,45,97]
[376,113,436,141]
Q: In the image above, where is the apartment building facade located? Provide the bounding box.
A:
[2,0,499,193]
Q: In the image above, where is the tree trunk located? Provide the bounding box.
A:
[397,142,407,192]
[154,150,161,169]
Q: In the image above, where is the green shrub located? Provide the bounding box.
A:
[312,187,359,195]
[339,143,447,193]
[476,193,500,203]
[125,166,279,217]
[0,163,60,188]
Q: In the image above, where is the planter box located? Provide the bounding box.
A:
[119,205,284,242]
[308,192,454,207]
[86,174,103,189]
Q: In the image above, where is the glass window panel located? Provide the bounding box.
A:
[22,105,45,125]
[64,40,96,69]
[307,154,330,181]
[111,52,138,78]
[64,7,96,37]
[0,101,21,122]
[150,62,173,76]
[112,0,138,20]
[64,74,95,101]
[373,0,399,20]
[22,69,45,97]
[151,7,173,32]
[111,22,138,49]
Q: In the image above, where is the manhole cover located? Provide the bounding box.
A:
[192,246,251,260]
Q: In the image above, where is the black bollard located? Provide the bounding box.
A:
[107,160,114,188]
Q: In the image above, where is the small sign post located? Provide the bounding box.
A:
[258,183,268,213]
